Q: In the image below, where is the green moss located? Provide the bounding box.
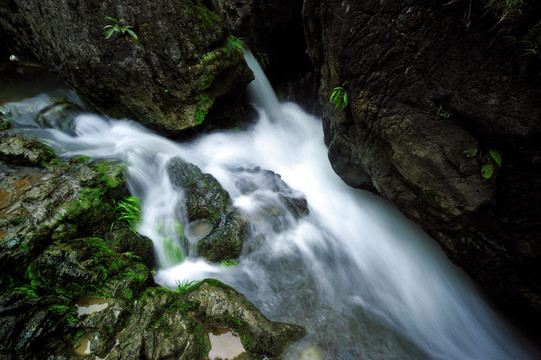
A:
[122,288,133,300]
[93,161,125,188]
[71,330,85,345]
[195,94,214,125]
[194,3,221,27]
[11,286,38,299]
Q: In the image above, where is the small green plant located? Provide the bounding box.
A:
[104,17,138,41]
[437,105,452,119]
[463,147,502,179]
[330,81,348,110]
[121,251,141,261]
[225,36,246,57]
[175,280,195,294]
[220,258,238,267]
[112,196,141,233]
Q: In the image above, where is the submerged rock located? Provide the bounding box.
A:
[167,158,311,262]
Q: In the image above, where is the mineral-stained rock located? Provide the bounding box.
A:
[303,0,541,330]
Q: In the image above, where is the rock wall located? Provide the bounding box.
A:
[205,0,310,77]
[0,0,253,133]
[303,0,541,332]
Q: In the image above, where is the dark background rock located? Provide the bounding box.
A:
[205,0,310,79]
[0,0,253,133]
[303,0,541,335]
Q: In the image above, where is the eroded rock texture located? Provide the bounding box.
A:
[0,0,253,132]
[304,0,541,330]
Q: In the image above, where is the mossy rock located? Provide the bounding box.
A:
[105,228,156,270]
[195,211,246,262]
[0,130,55,167]
[167,157,232,223]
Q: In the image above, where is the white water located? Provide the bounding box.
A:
[8,56,539,359]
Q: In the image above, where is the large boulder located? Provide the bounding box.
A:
[0,0,253,133]
[303,0,541,331]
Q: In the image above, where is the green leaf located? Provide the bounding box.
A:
[125,29,138,40]
[463,148,478,157]
[488,149,502,166]
[103,25,113,29]
[105,16,118,22]
[481,164,495,179]
[105,28,115,39]
[343,91,348,107]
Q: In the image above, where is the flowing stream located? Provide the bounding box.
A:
[3,55,540,359]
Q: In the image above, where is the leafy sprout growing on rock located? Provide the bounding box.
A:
[225,35,246,57]
[330,81,348,110]
[112,196,141,233]
[463,147,502,180]
[104,16,138,41]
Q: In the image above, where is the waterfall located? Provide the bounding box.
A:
[9,58,539,359]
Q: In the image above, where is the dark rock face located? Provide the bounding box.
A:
[303,0,541,329]
[206,0,310,77]
[0,0,253,133]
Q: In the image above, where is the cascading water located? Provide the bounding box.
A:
[5,54,540,359]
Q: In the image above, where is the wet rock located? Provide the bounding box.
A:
[234,166,309,219]
[187,280,306,357]
[105,288,207,360]
[303,0,541,329]
[0,105,9,131]
[0,138,304,360]
[34,98,82,133]
[167,157,232,224]
[196,211,246,262]
[0,0,254,132]
[0,140,128,277]
[206,0,310,78]
[167,156,245,262]
[105,228,156,270]
[0,130,55,166]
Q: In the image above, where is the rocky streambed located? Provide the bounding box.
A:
[0,93,305,359]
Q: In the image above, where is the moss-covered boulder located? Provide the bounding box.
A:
[0,0,254,133]
[167,156,246,262]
